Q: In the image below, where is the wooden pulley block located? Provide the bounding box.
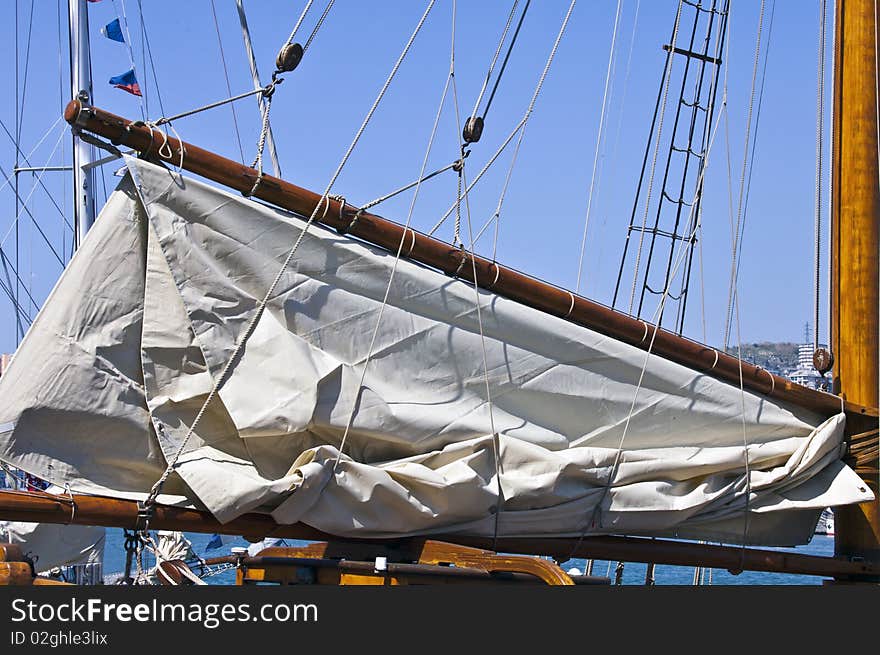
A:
[462,116,484,144]
[276,43,304,73]
[813,348,834,375]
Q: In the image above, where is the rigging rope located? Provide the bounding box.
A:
[240,0,335,193]
[111,0,147,121]
[429,0,575,238]
[140,0,438,526]
[469,1,519,121]
[136,0,167,118]
[209,0,246,163]
[627,0,684,314]
[731,286,754,561]
[723,0,768,349]
[813,0,827,351]
[17,0,35,146]
[303,0,335,53]
[353,158,462,217]
[465,0,531,143]
[566,19,730,559]
[283,0,315,49]
[332,11,453,479]
[480,120,527,261]
[576,0,623,294]
[235,0,282,177]
[0,117,73,232]
[449,11,506,546]
[0,129,69,265]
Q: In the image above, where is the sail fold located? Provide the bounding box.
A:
[0,158,871,546]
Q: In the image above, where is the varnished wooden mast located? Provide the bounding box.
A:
[1,489,878,580]
[831,0,880,569]
[62,101,876,421]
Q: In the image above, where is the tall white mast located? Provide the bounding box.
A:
[69,0,96,248]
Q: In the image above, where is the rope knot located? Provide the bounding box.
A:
[452,149,471,173]
[263,77,283,99]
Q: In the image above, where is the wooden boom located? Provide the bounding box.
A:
[1,488,878,580]
[63,100,876,423]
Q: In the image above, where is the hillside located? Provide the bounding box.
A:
[726,342,801,374]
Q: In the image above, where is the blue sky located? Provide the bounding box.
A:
[0,0,833,356]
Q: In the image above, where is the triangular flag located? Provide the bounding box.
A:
[101,18,125,43]
[205,534,236,551]
[108,69,142,97]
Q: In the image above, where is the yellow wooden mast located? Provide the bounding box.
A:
[830,0,880,570]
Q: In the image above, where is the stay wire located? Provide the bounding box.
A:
[0,129,69,265]
[627,0,684,314]
[284,0,314,48]
[725,1,775,348]
[303,0,335,54]
[112,0,147,121]
[723,0,768,349]
[0,117,73,231]
[332,0,453,476]
[429,0,576,237]
[209,0,246,164]
[17,0,35,144]
[487,120,527,261]
[480,0,531,125]
[449,22,505,546]
[576,0,623,294]
[469,0,519,120]
[565,33,730,560]
[813,0,827,350]
[136,0,167,118]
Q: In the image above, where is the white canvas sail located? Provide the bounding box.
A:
[0,520,104,574]
[0,157,871,546]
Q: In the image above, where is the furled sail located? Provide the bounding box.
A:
[0,157,871,546]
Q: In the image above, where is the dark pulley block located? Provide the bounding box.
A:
[462,116,484,144]
[276,43,304,73]
[812,348,834,375]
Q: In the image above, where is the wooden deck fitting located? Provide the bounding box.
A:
[0,541,71,586]
[230,540,608,586]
